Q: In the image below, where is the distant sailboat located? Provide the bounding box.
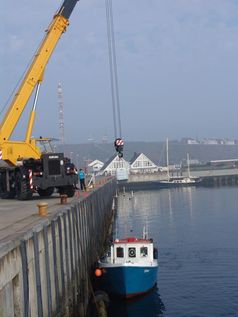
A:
[158,138,201,187]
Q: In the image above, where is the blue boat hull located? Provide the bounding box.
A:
[100,265,158,298]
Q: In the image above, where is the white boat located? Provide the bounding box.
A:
[96,230,158,298]
[159,140,201,187]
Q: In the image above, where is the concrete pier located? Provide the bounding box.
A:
[0,179,116,317]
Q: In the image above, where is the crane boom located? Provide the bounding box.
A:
[0,0,80,200]
[60,0,79,19]
[0,0,79,158]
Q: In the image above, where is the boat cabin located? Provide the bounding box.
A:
[103,237,156,265]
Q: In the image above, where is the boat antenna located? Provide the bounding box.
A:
[115,218,118,240]
[143,226,147,239]
[143,191,154,239]
[143,225,148,239]
[112,197,118,240]
[143,210,149,239]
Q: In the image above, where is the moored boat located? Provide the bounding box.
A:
[159,142,202,188]
[97,236,158,298]
[157,175,201,188]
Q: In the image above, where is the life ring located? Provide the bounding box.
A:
[129,248,135,257]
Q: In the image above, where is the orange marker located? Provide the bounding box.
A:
[95,268,103,277]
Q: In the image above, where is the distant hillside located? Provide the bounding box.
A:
[57,141,238,168]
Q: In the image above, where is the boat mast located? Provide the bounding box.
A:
[166,137,170,180]
[187,153,191,178]
[143,225,148,239]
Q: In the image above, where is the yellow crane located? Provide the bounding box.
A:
[0,0,79,199]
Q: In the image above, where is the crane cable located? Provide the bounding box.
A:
[0,28,49,119]
[0,56,35,118]
[105,0,122,140]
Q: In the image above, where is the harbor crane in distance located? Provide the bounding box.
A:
[0,0,80,200]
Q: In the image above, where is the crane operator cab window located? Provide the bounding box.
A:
[36,138,54,153]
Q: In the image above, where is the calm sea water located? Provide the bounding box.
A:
[108,186,238,317]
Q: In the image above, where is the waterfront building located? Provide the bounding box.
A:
[100,154,130,176]
[87,159,104,174]
[130,152,158,174]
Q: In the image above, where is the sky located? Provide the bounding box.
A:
[1,0,238,144]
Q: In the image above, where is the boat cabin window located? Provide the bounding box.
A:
[116,247,124,258]
[140,247,148,257]
[128,247,136,258]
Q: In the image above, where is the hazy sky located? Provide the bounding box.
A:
[1,0,238,144]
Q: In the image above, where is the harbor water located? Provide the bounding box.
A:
[108,186,238,317]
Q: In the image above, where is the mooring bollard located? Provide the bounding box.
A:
[60,194,68,204]
[37,202,48,216]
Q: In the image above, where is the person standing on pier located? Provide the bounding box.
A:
[78,168,86,191]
